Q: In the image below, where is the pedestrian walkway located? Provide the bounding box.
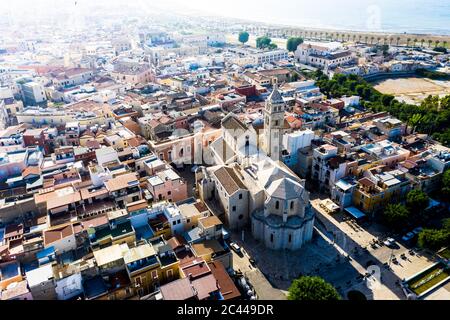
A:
[246,269,287,300]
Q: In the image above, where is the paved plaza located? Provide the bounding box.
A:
[229,203,448,300]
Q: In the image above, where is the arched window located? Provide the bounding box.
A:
[290,201,294,210]
[275,201,280,210]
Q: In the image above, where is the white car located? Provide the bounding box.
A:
[384,238,396,247]
[230,242,242,253]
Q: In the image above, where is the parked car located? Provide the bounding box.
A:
[230,242,242,254]
[402,232,415,242]
[383,238,396,247]
[412,227,423,235]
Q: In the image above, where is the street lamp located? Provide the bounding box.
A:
[388,248,394,268]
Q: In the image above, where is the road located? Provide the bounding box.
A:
[231,246,287,300]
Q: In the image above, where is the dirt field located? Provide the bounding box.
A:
[373,77,450,105]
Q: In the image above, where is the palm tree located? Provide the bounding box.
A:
[319,32,323,40]
[413,38,418,47]
[443,41,448,48]
[389,38,394,46]
[365,36,369,44]
[347,34,351,42]
[428,39,433,48]
[353,34,357,43]
[420,39,425,47]
[325,32,329,40]
[396,37,401,46]
[406,38,411,47]
[435,40,440,48]
[370,36,375,44]
[409,114,423,134]
[358,35,362,43]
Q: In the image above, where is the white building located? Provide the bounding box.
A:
[252,49,289,65]
[198,165,250,230]
[21,81,47,106]
[295,41,353,69]
[163,205,184,235]
[283,130,315,155]
[55,272,83,300]
[95,147,119,167]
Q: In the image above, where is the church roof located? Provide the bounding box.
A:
[266,177,307,201]
[222,113,248,132]
[213,166,247,195]
[267,85,284,104]
[257,159,299,189]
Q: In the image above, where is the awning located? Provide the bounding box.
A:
[345,207,366,220]
[36,246,55,260]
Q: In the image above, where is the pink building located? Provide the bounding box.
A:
[147,168,188,203]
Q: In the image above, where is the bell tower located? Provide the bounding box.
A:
[264,84,285,161]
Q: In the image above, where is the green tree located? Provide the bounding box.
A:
[442,218,450,231]
[381,94,395,107]
[383,204,410,231]
[433,46,447,53]
[408,113,423,134]
[238,31,249,45]
[406,190,430,215]
[442,169,450,197]
[418,229,450,251]
[256,36,272,49]
[287,37,304,52]
[288,276,341,301]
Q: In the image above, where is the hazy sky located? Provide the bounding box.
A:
[1,0,449,34]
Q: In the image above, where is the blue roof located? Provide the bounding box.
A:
[135,225,154,241]
[345,207,366,220]
[36,246,55,260]
[0,262,20,279]
[83,276,108,299]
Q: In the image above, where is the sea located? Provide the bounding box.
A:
[1,0,449,36]
[207,0,450,36]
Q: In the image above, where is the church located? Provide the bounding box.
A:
[198,85,315,250]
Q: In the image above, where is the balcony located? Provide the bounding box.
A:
[77,200,116,220]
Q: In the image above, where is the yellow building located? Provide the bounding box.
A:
[191,240,232,269]
[151,237,180,285]
[353,174,412,216]
[124,243,162,297]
